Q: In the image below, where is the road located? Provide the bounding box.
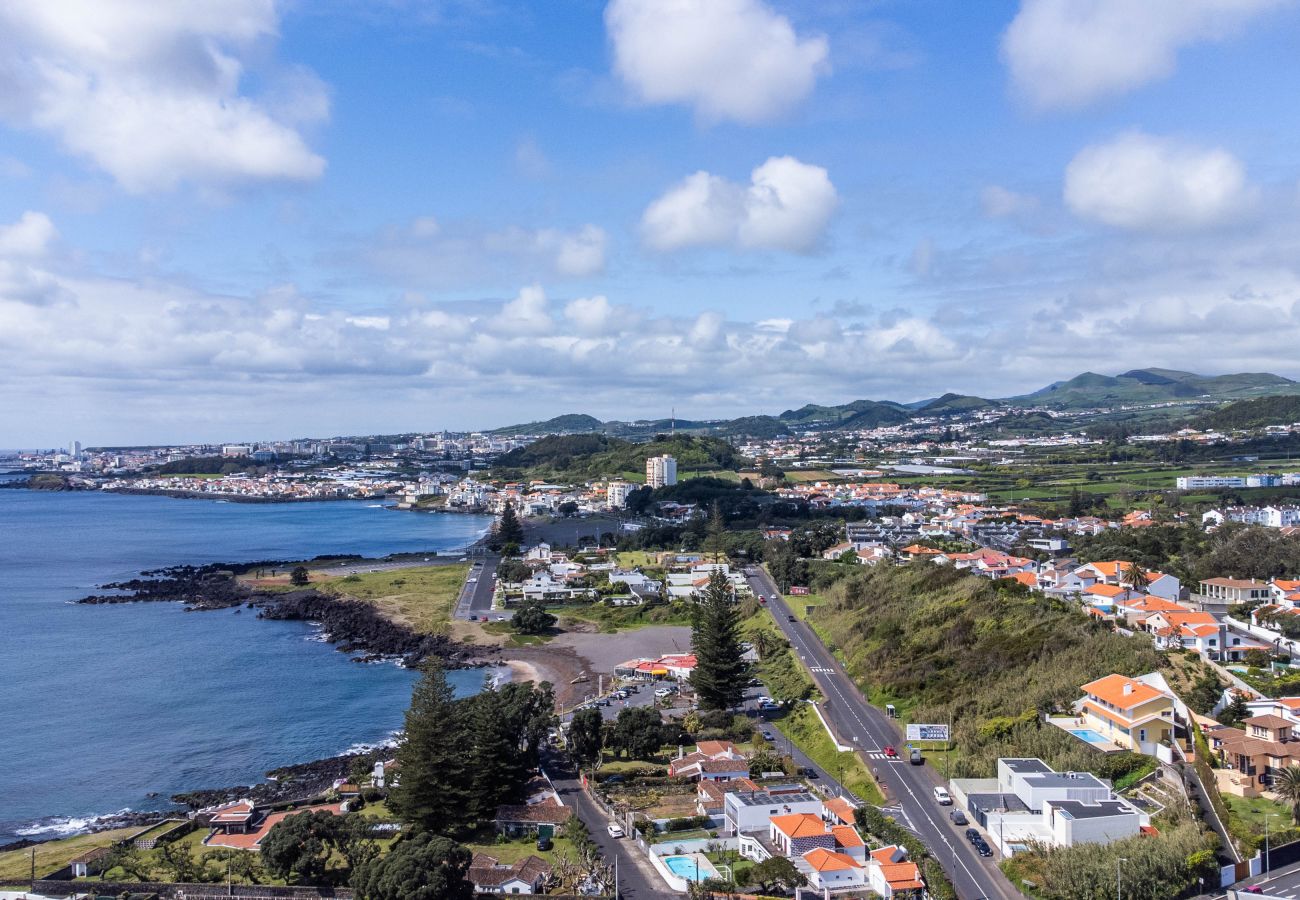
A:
[1214,856,1300,899]
[544,749,679,900]
[453,554,501,620]
[744,567,1020,900]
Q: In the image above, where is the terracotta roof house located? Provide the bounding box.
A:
[494,795,573,837]
[1078,674,1176,756]
[868,846,925,898]
[469,852,552,894]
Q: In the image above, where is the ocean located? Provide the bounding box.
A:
[0,477,494,845]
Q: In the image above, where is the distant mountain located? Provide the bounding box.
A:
[776,399,911,431]
[1192,395,1300,431]
[489,414,605,436]
[491,433,742,479]
[1005,369,1300,409]
[917,393,998,414]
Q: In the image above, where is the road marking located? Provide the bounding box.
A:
[810,666,834,674]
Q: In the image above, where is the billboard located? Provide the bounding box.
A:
[906,723,950,742]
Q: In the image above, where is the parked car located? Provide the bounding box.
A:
[933,786,952,805]
[761,730,775,741]
[468,614,478,621]
[883,746,898,758]
[787,615,796,622]
[975,841,993,858]
[536,836,552,852]
[758,597,766,604]
[800,766,819,779]
[949,809,968,826]
[654,687,672,698]
[965,828,981,844]
[909,748,923,765]
[607,823,625,839]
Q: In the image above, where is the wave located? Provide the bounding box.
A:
[341,730,403,756]
[16,808,133,839]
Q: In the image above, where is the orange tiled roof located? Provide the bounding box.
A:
[832,824,865,848]
[1081,674,1168,710]
[771,813,828,839]
[803,848,861,872]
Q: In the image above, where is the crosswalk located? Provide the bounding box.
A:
[865,752,902,760]
[810,666,835,674]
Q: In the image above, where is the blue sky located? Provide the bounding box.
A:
[3,0,1300,446]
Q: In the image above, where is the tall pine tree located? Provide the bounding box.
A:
[388,662,472,835]
[497,501,524,547]
[689,569,748,710]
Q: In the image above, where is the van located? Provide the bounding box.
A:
[910,749,923,765]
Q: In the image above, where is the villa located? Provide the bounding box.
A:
[1076,674,1176,755]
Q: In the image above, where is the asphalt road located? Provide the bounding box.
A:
[743,567,1020,900]
[1219,857,1300,898]
[453,554,501,620]
[544,749,679,900]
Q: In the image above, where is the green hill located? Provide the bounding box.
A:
[489,414,605,436]
[776,398,911,431]
[918,393,998,414]
[1194,395,1300,431]
[1008,368,1299,409]
[491,433,744,480]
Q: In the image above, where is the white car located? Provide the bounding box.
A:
[934,786,952,805]
[607,823,625,839]
[654,687,672,698]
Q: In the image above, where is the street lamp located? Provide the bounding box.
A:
[1116,856,1127,900]
[1265,812,1279,874]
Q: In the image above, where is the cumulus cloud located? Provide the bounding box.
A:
[642,156,837,253]
[0,211,57,257]
[1064,132,1253,231]
[0,0,327,191]
[1002,0,1285,110]
[605,0,829,124]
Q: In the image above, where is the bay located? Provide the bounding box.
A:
[0,479,493,845]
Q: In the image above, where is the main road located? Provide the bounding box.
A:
[743,567,1021,900]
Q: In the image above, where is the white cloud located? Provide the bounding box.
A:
[981,185,1039,220]
[0,0,327,192]
[1064,132,1253,231]
[0,212,57,257]
[642,156,837,253]
[605,0,829,124]
[362,219,607,286]
[1002,0,1285,110]
[564,294,616,336]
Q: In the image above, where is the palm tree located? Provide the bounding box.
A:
[1125,561,1149,591]
[1272,765,1300,825]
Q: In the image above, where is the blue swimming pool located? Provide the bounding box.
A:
[664,855,718,882]
[1070,728,1109,744]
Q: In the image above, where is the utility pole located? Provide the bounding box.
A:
[1116,856,1127,900]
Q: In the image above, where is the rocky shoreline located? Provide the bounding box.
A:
[76,560,483,668]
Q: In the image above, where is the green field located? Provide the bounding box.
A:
[0,826,141,883]
[774,704,883,805]
[315,564,470,634]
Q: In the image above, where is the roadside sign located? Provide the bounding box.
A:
[906,723,950,742]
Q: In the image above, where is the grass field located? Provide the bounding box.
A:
[557,601,693,633]
[774,703,883,806]
[314,564,470,634]
[0,826,140,883]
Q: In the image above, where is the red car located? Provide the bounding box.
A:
[883,746,898,758]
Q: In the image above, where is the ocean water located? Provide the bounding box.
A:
[0,479,493,845]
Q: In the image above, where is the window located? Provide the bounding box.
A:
[1139,728,1146,742]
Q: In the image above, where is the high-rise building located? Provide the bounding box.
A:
[645,454,677,489]
[69,440,82,457]
[606,480,634,508]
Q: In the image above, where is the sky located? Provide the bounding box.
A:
[3,0,1300,446]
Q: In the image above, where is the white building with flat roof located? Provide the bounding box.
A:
[646,455,677,488]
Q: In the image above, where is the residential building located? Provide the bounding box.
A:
[606,480,634,508]
[1209,714,1300,794]
[723,788,824,835]
[1176,475,1246,490]
[1198,578,1272,605]
[468,853,551,894]
[668,741,750,782]
[1077,674,1176,755]
[867,846,925,898]
[950,759,1147,857]
[646,454,677,488]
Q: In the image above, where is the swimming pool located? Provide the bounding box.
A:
[663,854,719,882]
[1070,728,1110,745]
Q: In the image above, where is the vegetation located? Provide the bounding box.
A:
[388,662,554,834]
[689,570,749,710]
[774,703,882,805]
[0,826,140,883]
[1194,394,1300,431]
[260,811,374,885]
[810,563,1163,777]
[495,501,524,547]
[315,564,470,634]
[743,606,815,703]
[1072,522,1300,585]
[350,832,474,900]
[1001,822,1217,900]
[492,433,743,480]
[511,597,557,635]
[568,706,604,767]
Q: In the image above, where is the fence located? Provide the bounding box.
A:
[32,879,352,898]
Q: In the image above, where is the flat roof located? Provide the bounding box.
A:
[967,793,1031,814]
[1023,772,1108,790]
[728,790,817,807]
[1051,799,1136,820]
[1002,758,1053,774]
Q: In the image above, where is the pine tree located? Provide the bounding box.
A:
[689,569,749,710]
[497,501,524,547]
[388,662,471,835]
[464,688,520,822]
[705,501,728,561]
